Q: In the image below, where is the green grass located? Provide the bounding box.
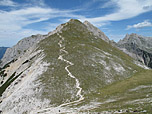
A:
[0,19,151,113]
[84,69,152,113]
[37,19,150,110]
[0,72,23,96]
[59,20,142,92]
[99,70,152,96]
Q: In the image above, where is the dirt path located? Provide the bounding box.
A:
[57,33,84,107]
[35,32,84,114]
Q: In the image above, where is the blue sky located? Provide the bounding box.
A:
[0,0,152,47]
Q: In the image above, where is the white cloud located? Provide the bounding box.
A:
[80,0,152,26]
[127,20,152,29]
[1,0,152,46]
[0,29,47,47]
[0,0,17,6]
[0,4,85,46]
[27,0,46,7]
[0,6,85,32]
[0,7,53,32]
[100,0,117,9]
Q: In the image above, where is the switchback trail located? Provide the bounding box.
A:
[57,33,84,107]
[35,32,84,114]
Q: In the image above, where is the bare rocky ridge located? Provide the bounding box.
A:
[117,33,152,68]
[0,23,66,68]
[83,21,110,43]
[1,34,45,67]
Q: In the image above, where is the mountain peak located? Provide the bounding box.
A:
[48,19,84,36]
[118,33,141,44]
[118,33,152,46]
[117,33,152,68]
[130,33,140,38]
[83,20,110,43]
[68,19,80,22]
[48,19,110,43]
[83,20,91,25]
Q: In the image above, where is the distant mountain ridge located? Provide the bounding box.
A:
[0,47,8,59]
[0,34,45,67]
[117,33,152,68]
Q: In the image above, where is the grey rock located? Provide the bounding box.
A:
[1,34,45,67]
[83,21,110,43]
[117,33,152,68]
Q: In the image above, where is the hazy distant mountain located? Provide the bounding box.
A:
[117,33,152,68]
[0,19,151,113]
[0,47,8,59]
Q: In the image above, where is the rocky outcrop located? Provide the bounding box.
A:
[0,34,45,67]
[83,21,110,43]
[117,33,152,68]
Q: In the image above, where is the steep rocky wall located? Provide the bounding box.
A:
[83,21,110,43]
[117,33,152,68]
[1,34,45,67]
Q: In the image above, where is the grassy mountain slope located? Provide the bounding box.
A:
[0,19,151,113]
[85,69,152,113]
[37,19,143,108]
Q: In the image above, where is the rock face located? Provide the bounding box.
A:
[1,34,45,67]
[0,19,151,113]
[1,22,70,67]
[117,33,152,68]
[83,21,110,43]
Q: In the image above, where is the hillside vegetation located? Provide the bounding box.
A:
[0,19,151,113]
[38,19,145,108]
